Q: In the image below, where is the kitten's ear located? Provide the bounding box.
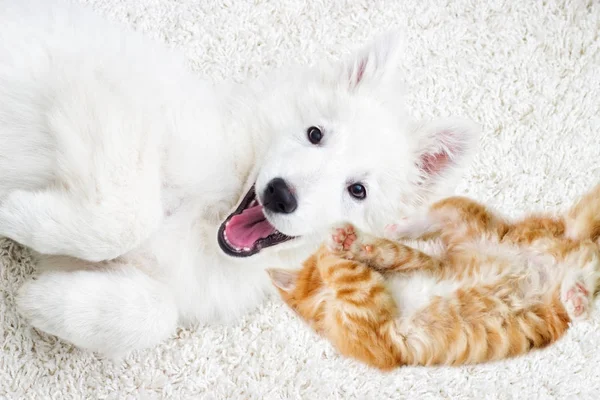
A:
[267,268,299,292]
[339,32,403,91]
[413,118,480,200]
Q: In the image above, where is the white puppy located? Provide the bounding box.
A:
[0,0,479,356]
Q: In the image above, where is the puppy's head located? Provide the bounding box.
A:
[218,34,479,258]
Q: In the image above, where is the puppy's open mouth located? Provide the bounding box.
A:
[218,186,295,257]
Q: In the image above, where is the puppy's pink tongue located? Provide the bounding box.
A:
[225,205,276,249]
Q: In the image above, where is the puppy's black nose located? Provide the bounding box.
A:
[262,178,297,214]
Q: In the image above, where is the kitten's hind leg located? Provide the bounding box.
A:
[565,184,600,243]
[561,279,591,320]
[327,223,441,274]
[560,245,600,321]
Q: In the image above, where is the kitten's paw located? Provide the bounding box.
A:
[327,223,373,259]
[327,223,358,254]
[561,248,600,321]
[384,218,409,239]
[384,214,435,240]
[561,279,593,321]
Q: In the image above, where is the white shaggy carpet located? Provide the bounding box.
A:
[2,0,600,398]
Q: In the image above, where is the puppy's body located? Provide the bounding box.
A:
[2,0,479,355]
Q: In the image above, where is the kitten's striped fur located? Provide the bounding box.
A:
[268,185,600,370]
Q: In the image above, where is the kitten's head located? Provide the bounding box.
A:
[267,247,401,370]
[266,247,331,333]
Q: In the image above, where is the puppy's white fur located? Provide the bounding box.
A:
[1,0,479,356]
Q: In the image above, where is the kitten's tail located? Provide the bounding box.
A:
[565,184,600,243]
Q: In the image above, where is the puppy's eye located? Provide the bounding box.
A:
[348,183,367,200]
[307,126,323,145]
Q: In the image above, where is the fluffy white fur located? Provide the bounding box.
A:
[0,0,478,356]
[2,0,600,398]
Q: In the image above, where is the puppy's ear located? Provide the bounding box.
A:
[412,118,480,200]
[339,32,404,91]
[267,268,298,292]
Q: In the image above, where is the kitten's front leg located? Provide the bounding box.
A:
[384,214,441,241]
[327,223,440,274]
[386,197,507,242]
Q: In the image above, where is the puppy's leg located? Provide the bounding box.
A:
[16,262,178,357]
[0,187,162,261]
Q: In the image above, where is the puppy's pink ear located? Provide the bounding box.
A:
[341,32,403,91]
[267,268,298,292]
[413,119,480,198]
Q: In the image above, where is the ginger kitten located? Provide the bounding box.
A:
[268,185,600,370]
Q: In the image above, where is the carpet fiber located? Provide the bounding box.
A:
[2,0,600,398]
